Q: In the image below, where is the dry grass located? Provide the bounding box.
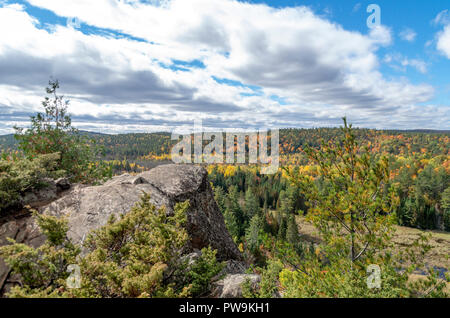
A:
[390,225,450,270]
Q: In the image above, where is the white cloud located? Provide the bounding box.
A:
[352,3,361,13]
[384,53,428,74]
[433,10,450,59]
[0,0,445,132]
[399,28,417,42]
[437,25,450,59]
[433,9,450,26]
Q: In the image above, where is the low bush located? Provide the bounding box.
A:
[0,153,63,213]
[0,194,224,298]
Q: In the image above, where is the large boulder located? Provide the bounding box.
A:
[41,164,241,261]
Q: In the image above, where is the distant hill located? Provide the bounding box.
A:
[383,129,450,134]
[1,128,449,159]
[0,134,16,152]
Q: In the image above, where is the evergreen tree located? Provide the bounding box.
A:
[223,208,239,241]
[227,185,247,237]
[14,80,110,183]
[442,188,450,231]
[286,215,299,246]
[263,199,268,216]
[245,214,262,254]
[214,186,227,213]
[292,118,400,262]
[286,214,304,256]
[279,189,294,215]
[442,187,450,212]
[244,187,260,219]
[277,215,287,240]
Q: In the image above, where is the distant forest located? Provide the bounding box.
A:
[1,128,449,160]
[2,128,449,232]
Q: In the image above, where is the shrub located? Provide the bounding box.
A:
[0,194,223,298]
[442,188,450,231]
[242,259,283,298]
[186,247,224,297]
[0,153,63,213]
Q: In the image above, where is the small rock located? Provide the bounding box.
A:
[211,274,260,298]
[181,250,202,267]
[55,178,71,191]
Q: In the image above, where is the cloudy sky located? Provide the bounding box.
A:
[0,0,449,134]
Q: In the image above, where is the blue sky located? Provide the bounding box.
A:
[0,0,449,133]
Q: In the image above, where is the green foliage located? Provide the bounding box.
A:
[285,215,298,245]
[442,188,450,231]
[395,160,449,230]
[242,259,283,298]
[442,188,450,212]
[14,80,111,184]
[0,210,79,295]
[0,194,222,298]
[224,208,240,242]
[275,244,448,298]
[244,188,260,219]
[279,187,296,215]
[94,132,175,159]
[285,214,304,256]
[0,153,63,213]
[214,186,227,213]
[245,214,263,254]
[187,247,224,297]
[266,230,448,298]
[226,186,248,239]
[276,214,287,240]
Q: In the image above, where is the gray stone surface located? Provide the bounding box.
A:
[211,274,261,298]
[19,178,58,208]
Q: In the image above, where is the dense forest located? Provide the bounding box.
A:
[2,126,448,231]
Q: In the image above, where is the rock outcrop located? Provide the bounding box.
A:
[0,164,243,296]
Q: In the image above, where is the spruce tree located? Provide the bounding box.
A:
[244,187,260,219]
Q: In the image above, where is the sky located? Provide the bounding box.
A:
[0,0,449,134]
